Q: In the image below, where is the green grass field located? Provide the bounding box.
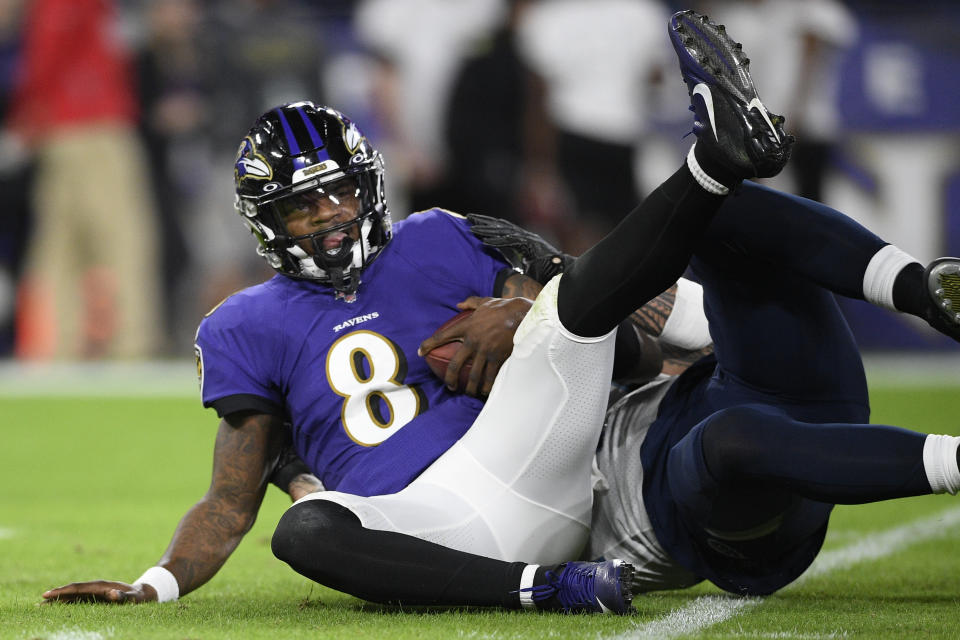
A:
[1,371,959,639]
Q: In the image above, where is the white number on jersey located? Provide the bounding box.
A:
[326,330,425,446]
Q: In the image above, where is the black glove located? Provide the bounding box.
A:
[467,213,575,284]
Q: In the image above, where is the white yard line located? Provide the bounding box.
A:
[707,632,849,640]
[27,627,114,640]
[610,596,760,640]
[799,505,960,581]
[613,505,960,640]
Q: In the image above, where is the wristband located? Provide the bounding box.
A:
[133,566,180,602]
[659,278,712,350]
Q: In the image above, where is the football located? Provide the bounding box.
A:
[423,309,474,390]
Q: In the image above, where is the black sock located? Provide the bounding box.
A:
[892,262,926,315]
[558,163,727,337]
[694,140,742,189]
[272,500,527,608]
[530,564,565,611]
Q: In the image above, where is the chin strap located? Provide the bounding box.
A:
[312,236,362,295]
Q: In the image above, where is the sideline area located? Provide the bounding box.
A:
[0,353,957,397]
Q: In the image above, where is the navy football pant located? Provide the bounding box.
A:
[655,182,931,594]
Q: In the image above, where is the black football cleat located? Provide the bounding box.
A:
[669,10,793,179]
[924,257,960,343]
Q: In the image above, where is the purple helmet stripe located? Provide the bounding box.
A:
[297,107,325,149]
[275,108,301,155]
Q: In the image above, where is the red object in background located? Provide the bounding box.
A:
[7,0,137,139]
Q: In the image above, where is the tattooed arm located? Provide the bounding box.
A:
[157,412,283,596]
[630,284,677,337]
[417,273,705,395]
[630,283,713,375]
[42,411,284,604]
[500,272,543,300]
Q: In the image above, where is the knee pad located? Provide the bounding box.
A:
[272,500,361,562]
[699,405,780,481]
[667,405,781,520]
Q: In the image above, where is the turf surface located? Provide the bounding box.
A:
[1,384,958,639]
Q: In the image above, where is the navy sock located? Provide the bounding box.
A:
[892,262,926,315]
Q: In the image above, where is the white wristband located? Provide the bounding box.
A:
[133,566,180,602]
[659,278,712,350]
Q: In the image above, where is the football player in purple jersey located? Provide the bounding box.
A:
[41,11,960,613]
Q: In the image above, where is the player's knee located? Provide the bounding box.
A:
[700,406,773,481]
[272,500,360,564]
[272,502,311,563]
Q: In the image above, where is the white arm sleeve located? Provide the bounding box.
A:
[658,277,712,350]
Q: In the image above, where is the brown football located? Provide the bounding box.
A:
[423,309,474,390]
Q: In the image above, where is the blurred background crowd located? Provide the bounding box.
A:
[0,0,956,361]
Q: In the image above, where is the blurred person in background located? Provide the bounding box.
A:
[0,0,31,356]
[441,0,538,226]
[441,0,569,238]
[693,0,858,202]
[135,0,205,354]
[516,0,674,254]
[354,0,505,216]
[185,0,327,322]
[8,0,162,359]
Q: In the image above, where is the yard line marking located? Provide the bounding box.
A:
[797,505,960,582]
[609,595,760,639]
[613,505,960,639]
[709,632,849,639]
[42,627,113,640]
[0,527,14,539]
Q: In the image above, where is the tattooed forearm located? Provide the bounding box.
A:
[158,413,281,597]
[630,284,677,336]
[501,273,543,300]
[661,342,713,375]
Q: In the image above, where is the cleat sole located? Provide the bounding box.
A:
[929,260,960,326]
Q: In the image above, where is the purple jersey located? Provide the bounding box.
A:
[195,209,512,496]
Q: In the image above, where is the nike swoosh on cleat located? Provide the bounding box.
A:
[692,84,718,141]
[747,97,782,143]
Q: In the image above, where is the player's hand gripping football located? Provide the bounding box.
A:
[419,295,532,397]
[467,213,574,284]
[42,580,156,604]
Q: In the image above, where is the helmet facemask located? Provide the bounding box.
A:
[239,157,391,299]
[234,103,393,301]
